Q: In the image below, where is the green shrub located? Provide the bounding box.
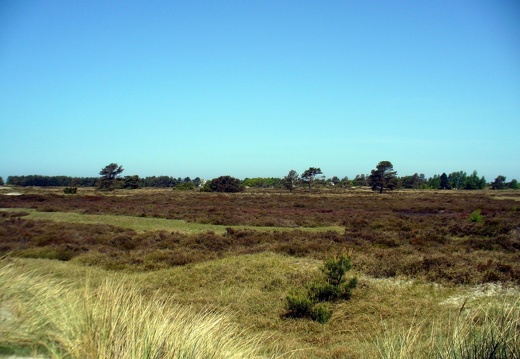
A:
[63,187,77,194]
[285,291,313,318]
[308,281,339,302]
[310,303,333,324]
[469,209,483,223]
[174,182,195,191]
[339,277,358,300]
[284,254,357,324]
[204,176,244,193]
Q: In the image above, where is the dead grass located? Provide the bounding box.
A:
[0,258,282,358]
[3,254,518,358]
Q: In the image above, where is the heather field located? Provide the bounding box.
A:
[1,187,519,358]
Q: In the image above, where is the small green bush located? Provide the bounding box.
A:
[339,277,358,300]
[310,303,333,324]
[63,187,77,194]
[285,291,313,318]
[285,254,357,324]
[469,209,483,223]
[174,182,195,191]
[309,281,339,302]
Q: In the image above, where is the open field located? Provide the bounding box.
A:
[1,187,519,358]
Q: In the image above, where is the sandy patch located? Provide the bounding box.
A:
[441,282,520,307]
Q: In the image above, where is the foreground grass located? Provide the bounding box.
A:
[0,258,279,358]
[370,296,520,358]
[2,254,519,358]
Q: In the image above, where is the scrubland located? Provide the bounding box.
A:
[1,188,519,358]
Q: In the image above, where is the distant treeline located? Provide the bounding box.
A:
[5,175,203,188]
[5,175,99,187]
[5,171,519,190]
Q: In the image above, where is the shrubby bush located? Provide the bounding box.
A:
[174,182,195,191]
[203,176,244,193]
[469,209,483,223]
[285,254,357,323]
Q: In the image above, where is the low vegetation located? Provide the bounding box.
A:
[1,187,519,358]
[0,260,274,358]
[285,253,357,323]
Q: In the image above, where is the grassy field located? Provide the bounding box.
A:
[1,187,519,358]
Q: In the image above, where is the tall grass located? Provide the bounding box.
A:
[370,297,520,359]
[0,260,276,358]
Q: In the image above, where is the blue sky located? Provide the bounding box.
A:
[1,1,519,181]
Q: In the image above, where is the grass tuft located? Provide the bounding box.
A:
[0,258,279,358]
[369,296,520,359]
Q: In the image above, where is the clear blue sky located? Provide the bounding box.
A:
[1,0,519,181]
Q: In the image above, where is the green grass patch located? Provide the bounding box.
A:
[1,208,342,234]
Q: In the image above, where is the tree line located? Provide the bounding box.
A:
[3,161,519,192]
[5,174,203,189]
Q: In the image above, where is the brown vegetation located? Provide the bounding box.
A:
[1,189,519,285]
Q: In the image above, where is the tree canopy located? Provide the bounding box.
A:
[98,163,124,190]
[283,170,299,193]
[100,163,124,180]
[368,161,397,193]
[301,167,323,193]
[205,176,244,193]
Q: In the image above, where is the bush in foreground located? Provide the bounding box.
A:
[285,254,357,323]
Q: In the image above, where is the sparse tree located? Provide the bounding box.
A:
[368,161,397,193]
[464,170,486,190]
[330,176,340,186]
[448,171,467,190]
[283,170,299,193]
[100,163,124,180]
[339,176,350,188]
[440,173,450,189]
[400,173,423,189]
[98,163,124,190]
[427,174,441,189]
[301,167,322,193]
[352,174,368,187]
[123,175,140,189]
[0,176,4,186]
[193,177,202,187]
[491,175,506,190]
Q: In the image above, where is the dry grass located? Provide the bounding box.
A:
[369,296,520,358]
[0,258,280,358]
[1,254,519,358]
